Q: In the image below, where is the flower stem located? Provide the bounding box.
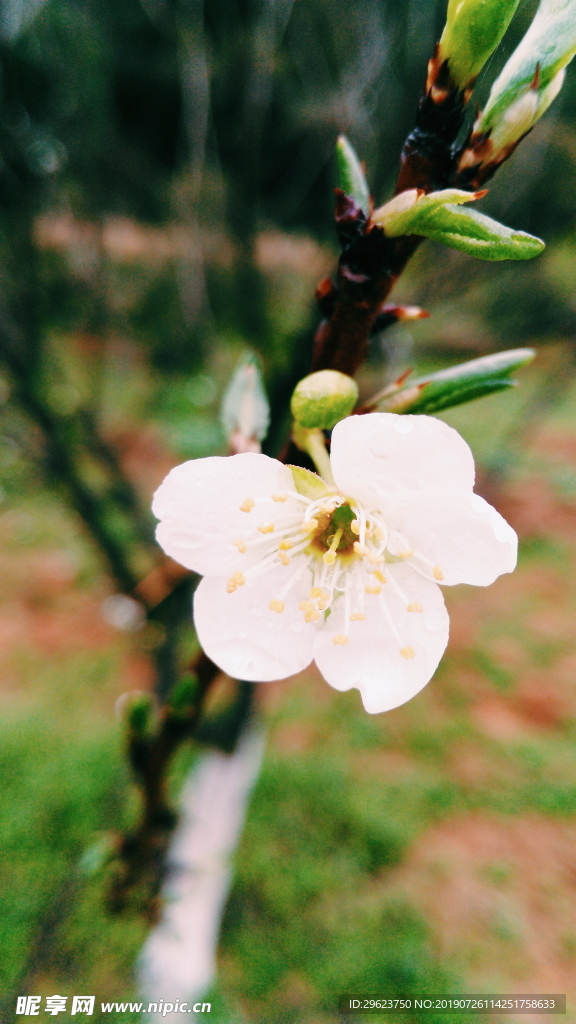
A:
[301,428,336,486]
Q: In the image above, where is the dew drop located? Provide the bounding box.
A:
[394,418,413,434]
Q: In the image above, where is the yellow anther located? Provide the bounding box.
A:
[309,587,323,599]
[305,608,320,623]
[332,633,349,646]
[279,539,293,550]
[433,565,444,581]
[226,571,246,593]
[272,493,287,502]
[302,517,319,533]
[407,601,423,613]
[353,541,369,556]
[318,502,336,514]
[258,521,275,534]
[232,538,247,553]
[351,520,360,535]
[350,612,366,621]
[368,552,385,565]
[373,527,384,541]
[365,584,382,595]
[278,551,290,566]
[269,599,285,613]
[323,527,343,565]
[239,498,255,512]
[398,549,415,559]
[400,646,416,660]
[299,600,313,611]
[374,570,387,583]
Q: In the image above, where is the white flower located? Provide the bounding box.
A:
[152,413,517,714]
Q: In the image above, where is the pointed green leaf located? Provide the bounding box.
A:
[336,135,371,215]
[373,188,480,237]
[439,0,522,90]
[379,348,535,415]
[375,189,544,260]
[478,0,576,135]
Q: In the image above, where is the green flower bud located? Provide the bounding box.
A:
[439,0,522,91]
[290,370,359,430]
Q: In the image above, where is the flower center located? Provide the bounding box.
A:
[226,487,444,657]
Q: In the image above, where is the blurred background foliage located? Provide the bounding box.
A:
[2,0,576,1020]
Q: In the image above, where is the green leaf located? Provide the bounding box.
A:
[289,465,334,500]
[439,0,522,90]
[422,205,544,260]
[375,190,544,261]
[380,348,535,415]
[478,0,576,134]
[373,188,480,237]
[336,135,370,215]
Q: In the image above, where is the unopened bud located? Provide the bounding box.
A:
[336,135,370,216]
[438,0,521,92]
[477,0,576,141]
[221,352,270,450]
[291,370,358,430]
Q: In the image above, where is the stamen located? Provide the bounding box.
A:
[433,565,444,581]
[258,522,275,534]
[305,608,320,623]
[332,634,349,646]
[407,602,423,613]
[309,587,323,599]
[353,541,369,556]
[323,528,343,565]
[226,571,246,593]
[278,552,290,566]
[373,570,387,583]
[368,551,385,564]
[397,549,415,560]
[365,584,382,595]
[302,517,319,533]
[232,538,247,553]
[239,498,255,512]
[351,520,360,535]
[272,493,287,502]
[279,539,293,551]
[400,646,416,660]
[350,612,366,621]
[269,599,284,613]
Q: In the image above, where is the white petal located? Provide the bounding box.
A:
[152,453,299,576]
[399,491,517,586]
[193,559,316,682]
[313,564,449,714]
[330,413,475,508]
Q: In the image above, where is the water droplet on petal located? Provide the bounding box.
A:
[394,419,414,434]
